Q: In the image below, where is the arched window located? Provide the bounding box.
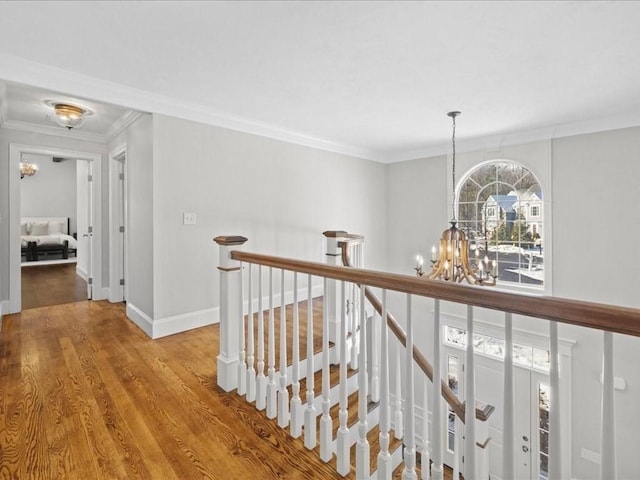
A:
[457,160,544,288]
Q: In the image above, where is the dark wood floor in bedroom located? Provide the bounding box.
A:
[21,262,87,309]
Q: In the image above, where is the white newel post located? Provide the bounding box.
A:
[214,235,248,392]
[324,231,347,363]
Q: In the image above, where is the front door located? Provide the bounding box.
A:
[443,344,550,480]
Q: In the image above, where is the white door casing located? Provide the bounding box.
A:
[441,320,573,480]
[108,145,126,303]
[8,143,104,312]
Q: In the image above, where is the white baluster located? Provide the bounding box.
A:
[320,278,333,461]
[503,313,515,480]
[290,273,303,438]
[402,294,417,480]
[356,287,370,479]
[464,305,477,480]
[237,262,247,395]
[394,344,404,440]
[336,281,351,475]
[431,299,443,480]
[256,265,267,410]
[304,274,317,449]
[246,263,256,403]
[421,378,430,479]
[278,269,290,427]
[549,322,562,480]
[350,283,359,370]
[376,289,392,479]
[452,415,461,480]
[600,331,617,480]
[266,267,277,419]
[370,310,380,403]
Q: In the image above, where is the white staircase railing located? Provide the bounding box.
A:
[214,233,640,480]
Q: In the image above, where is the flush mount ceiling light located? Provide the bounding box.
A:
[44,100,93,130]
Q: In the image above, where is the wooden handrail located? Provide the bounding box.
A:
[338,243,491,423]
[230,250,640,337]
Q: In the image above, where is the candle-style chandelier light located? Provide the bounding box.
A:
[414,111,497,286]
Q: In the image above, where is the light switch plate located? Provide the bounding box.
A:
[183,212,196,225]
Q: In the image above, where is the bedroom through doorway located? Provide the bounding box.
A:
[15,146,98,311]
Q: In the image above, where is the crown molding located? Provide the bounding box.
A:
[0,54,379,161]
[2,54,639,165]
[106,110,143,142]
[379,111,640,163]
[2,119,107,144]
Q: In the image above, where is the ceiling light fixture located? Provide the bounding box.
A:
[45,100,93,130]
[414,111,497,286]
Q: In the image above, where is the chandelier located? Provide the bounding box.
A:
[20,161,39,179]
[45,101,92,130]
[414,111,497,286]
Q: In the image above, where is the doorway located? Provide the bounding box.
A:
[442,326,569,480]
[8,143,103,313]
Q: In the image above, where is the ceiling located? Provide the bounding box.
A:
[1,1,639,162]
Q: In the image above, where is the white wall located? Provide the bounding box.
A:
[386,126,640,480]
[147,114,386,335]
[551,127,640,480]
[125,114,154,320]
[20,153,77,233]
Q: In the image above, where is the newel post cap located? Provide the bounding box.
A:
[213,235,248,246]
[323,230,349,238]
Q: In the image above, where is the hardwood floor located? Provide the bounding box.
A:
[0,300,456,479]
[21,262,87,309]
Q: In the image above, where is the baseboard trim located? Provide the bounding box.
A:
[125,284,323,340]
[151,306,219,339]
[126,302,154,338]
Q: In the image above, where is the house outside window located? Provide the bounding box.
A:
[457,160,544,288]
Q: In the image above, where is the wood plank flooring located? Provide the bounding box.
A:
[21,263,87,310]
[0,300,455,479]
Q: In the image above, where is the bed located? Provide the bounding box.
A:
[21,217,78,262]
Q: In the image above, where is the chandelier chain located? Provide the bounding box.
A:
[451,114,456,220]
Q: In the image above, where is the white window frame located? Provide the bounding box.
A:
[456,159,546,293]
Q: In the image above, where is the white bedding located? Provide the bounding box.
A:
[21,233,77,249]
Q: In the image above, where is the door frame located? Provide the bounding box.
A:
[440,314,574,480]
[8,143,104,313]
[108,144,127,303]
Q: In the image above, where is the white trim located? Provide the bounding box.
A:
[3,54,639,164]
[126,302,154,338]
[106,111,143,142]
[76,265,89,282]
[0,54,377,162]
[151,306,220,339]
[108,145,127,304]
[385,112,640,164]
[8,143,103,313]
[2,119,107,144]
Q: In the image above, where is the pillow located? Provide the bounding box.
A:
[30,221,49,236]
[48,221,65,234]
[21,221,29,235]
